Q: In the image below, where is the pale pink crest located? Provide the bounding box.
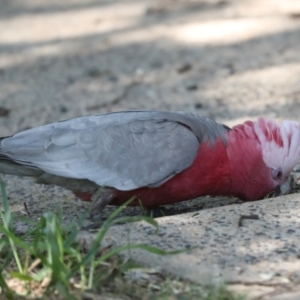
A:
[253,118,300,176]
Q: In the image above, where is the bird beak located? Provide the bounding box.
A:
[273,185,282,197]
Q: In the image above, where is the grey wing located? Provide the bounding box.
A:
[0,111,226,190]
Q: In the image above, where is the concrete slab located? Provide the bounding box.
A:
[80,194,300,298]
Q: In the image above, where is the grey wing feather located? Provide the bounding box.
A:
[0,111,228,190]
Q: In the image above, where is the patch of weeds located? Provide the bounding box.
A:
[0,176,246,300]
[0,177,180,299]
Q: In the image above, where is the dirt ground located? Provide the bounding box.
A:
[0,0,300,217]
[1,0,300,132]
[0,0,300,299]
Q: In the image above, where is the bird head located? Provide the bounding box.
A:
[227,118,300,201]
[254,118,300,185]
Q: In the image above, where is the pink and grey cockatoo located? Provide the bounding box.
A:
[0,111,299,219]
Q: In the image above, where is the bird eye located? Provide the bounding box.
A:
[271,168,283,180]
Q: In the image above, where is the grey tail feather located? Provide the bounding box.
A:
[0,135,38,177]
[0,151,42,177]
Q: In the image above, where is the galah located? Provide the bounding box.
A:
[0,111,299,219]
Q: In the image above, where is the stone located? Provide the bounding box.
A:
[79,194,300,290]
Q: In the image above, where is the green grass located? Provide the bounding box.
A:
[0,176,246,300]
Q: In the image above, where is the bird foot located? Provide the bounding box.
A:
[88,189,115,221]
[145,207,183,218]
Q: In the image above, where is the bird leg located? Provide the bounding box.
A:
[89,189,115,221]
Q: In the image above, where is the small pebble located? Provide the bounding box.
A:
[67,76,76,84]
[194,102,203,109]
[177,63,192,74]
[86,67,103,78]
[107,75,118,82]
[59,105,68,113]
[0,107,10,117]
[186,83,198,91]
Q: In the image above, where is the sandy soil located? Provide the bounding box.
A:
[0,0,299,215]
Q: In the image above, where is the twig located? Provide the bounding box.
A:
[23,202,31,218]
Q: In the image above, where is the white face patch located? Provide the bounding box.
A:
[253,118,300,177]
